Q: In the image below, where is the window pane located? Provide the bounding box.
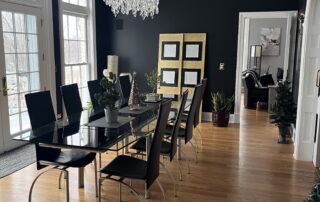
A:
[16,33,27,53]
[27,34,38,52]
[29,54,39,72]
[19,93,28,112]
[80,65,88,87]
[69,41,79,64]
[77,17,86,40]
[2,11,13,32]
[3,33,15,53]
[65,66,72,85]
[64,40,70,64]
[68,16,77,40]
[10,114,20,134]
[14,13,25,33]
[79,41,87,63]
[26,15,36,34]
[7,74,18,95]
[69,0,78,5]
[17,54,28,73]
[8,95,19,115]
[5,54,16,74]
[63,0,87,7]
[63,15,69,39]
[81,87,89,106]
[21,111,31,130]
[78,0,87,7]
[30,72,40,91]
[18,74,29,93]
[72,65,81,84]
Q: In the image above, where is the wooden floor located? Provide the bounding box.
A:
[0,108,317,202]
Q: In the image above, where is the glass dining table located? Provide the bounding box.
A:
[12,101,178,188]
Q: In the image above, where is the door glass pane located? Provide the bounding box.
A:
[1,11,40,135]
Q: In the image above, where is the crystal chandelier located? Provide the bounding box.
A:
[102,0,159,19]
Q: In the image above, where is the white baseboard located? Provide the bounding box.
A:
[202,112,236,123]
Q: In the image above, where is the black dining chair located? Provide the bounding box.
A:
[25,91,98,201]
[88,79,104,110]
[118,75,132,107]
[98,100,172,202]
[182,78,207,150]
[60,83,83,116]
[130,90,188,197]
[165,84,203,166]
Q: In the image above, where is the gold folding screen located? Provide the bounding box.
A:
[157,33,206,120]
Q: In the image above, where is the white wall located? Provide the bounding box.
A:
[248,18,288,81]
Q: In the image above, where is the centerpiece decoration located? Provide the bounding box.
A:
[144,69,160,102]
[128,72,141,110]
[95,72,120,123]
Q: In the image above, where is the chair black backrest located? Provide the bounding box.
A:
[146,99,171,189]
[61,83,83,116]
[25,91,56,130]
[119,75,131,107]
[170,90,188,161]
[88,80,103,110]
[185,84,203,143]
[243,73,256,90]
[194,78,207,128]
[25,91,60,170]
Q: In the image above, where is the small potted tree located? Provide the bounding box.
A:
[144,69,160,102]
[211,91,234,127]
[95,72,120,123]
[269,80,296,144]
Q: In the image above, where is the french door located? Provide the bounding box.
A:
[0,2,43,153]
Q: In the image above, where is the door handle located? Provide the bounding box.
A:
[2,77,8,96]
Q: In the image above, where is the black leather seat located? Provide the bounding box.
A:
[88,80,104,110]
[25,91,97,201]
[131,139,172,154]
[60,83,83,116]
[242,72,269,109]
[98,100,172,202]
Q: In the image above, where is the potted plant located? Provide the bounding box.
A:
[211,91,234,127]
[95,72,120,123]
[269,80,296,144]
[144,69,160,102]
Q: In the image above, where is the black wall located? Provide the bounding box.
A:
[52,0,300,113]
[96,0,299,112]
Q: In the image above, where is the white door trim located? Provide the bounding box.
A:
[234,11,298,123]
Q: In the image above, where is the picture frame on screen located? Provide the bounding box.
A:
[160,68,179,87]
[161,42,180,60]
[183,42,203,61]
[182,69,201,87]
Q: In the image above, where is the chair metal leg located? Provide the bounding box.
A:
[175,158,183,181]
[195,127,203,150]
[119,183,122,202]
[78,167,84,188]
[29,167,68,202]
[180,149,190,174]
[94,158,98,197]
[160,162,177,197]
[58,171,63,189]
[100,176,144,202]
[156,179,167,202]
[190,141,198,163]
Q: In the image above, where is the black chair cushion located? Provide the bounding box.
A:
[40,150,96,168]
[131,138,171,155]
[99,155,147,180]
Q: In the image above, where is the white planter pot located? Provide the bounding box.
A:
[146,93,160,102]
[104,108,118,123]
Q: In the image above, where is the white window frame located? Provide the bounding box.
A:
[59,0,97,87]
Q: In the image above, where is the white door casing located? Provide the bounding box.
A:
[295,0,320,163]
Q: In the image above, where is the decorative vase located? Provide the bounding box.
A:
[128,72,141,110]
[146,93,160,102]
[104,108,118,123]
[278,126,289,144]
[212,112,230,127]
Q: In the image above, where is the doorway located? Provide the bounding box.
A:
[235,11,298,122]
[0,1,44,153]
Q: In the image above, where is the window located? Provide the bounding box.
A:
[61,0,95,107]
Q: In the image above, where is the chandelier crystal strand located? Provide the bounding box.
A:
[103,0,159,19]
